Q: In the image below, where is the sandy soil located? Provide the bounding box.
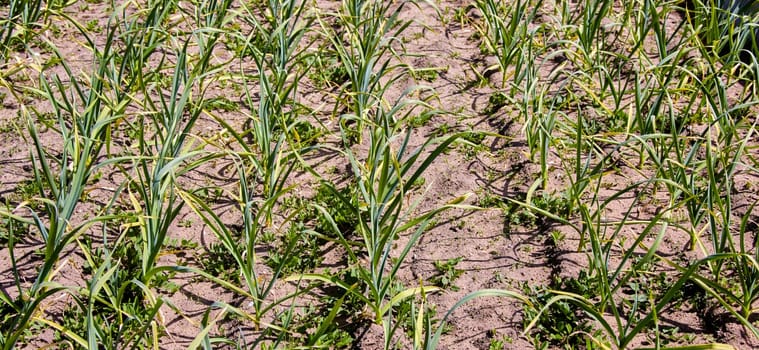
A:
[1,0,758,349]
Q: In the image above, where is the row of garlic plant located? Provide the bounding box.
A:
[0,0,238,347]
[472,0,759,348]
[8,0,759,348]
[1,0,472,348]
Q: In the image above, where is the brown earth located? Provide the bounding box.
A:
[1,0,758,349]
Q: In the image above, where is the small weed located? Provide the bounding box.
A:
[408,112,434,128]
[0,298,30,343]
[477,189,502,208]
[86,19,102,33]
[406,176,427,192]
[410,66,446,82]
[164,237,199,254]
[267,222,323,274]
[200,241,241,283]
[453,5,475,26]
[203,96,240,112]
[487,329,513,349]
[283,182,359,240]
[484,91,508,115]
[286,302,354,347]
[290,118,322,146]
[193,186,224,204]
[503,191,570,232]
[655,326,701,346]
[555,270,602,300]
[459,131,487,158]
[433,122,452,137]
[314,182,359,237]
[430,257,464,291]
[462,131,486,144]
[549,230,565,245]
[0,214,28,245]
[523,282,605,349]
[7,179,48,210]
[0,117,18,134]
[306,51,350,88]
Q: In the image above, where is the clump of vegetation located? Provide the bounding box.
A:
[501,191,571,234]
[430,257,465,291]
[522,282,607,349]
